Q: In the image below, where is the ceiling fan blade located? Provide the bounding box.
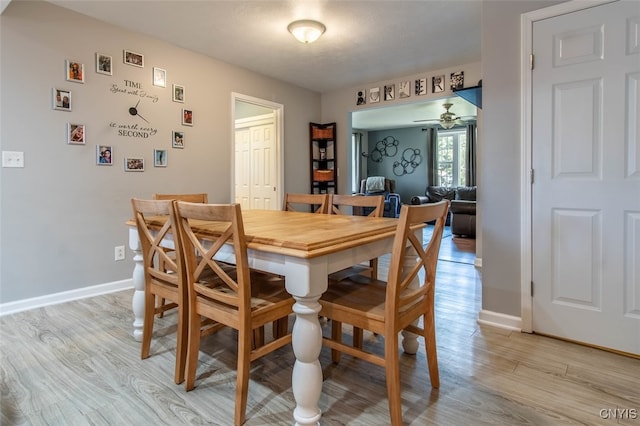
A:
[413,118,439,123]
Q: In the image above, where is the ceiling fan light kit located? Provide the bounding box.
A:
[415,102,468,129]
[439,103,463,129]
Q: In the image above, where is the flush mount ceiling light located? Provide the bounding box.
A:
[287,19,326,44]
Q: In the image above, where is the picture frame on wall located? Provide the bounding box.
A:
[154,149,168,167]
[415,78,427,95]
[398,81,411,98]
[369,87,380,104]
[182,109,193,126]
[97,145,112,165]
[173,84,185,102]
[123,49,144,67]
[52,88,71,111]
[356,89,366,105]
[66,60,84,83]
[450,71,464,90]
[67,123,85,145]
[125,158,145,171]
[172,130,184,148]
[153,67,166,88]
[384,84,395,101]
[96,53,112,75]
[432,75,445,93]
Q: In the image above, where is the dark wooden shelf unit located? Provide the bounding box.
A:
[309,122,337,195]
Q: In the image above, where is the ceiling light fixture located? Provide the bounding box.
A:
[287,20,326,44]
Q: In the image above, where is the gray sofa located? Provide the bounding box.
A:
[410,186,476,237]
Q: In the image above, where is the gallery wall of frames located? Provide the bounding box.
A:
[355,71,465,106]
[55,50,194,172]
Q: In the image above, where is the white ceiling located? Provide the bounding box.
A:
[43,0,482,129]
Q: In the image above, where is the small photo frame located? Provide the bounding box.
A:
[356,89,366,106]
[154,149,168,167]
[153,67,166,88]
[52,88,71,111]
[450,71,464,90]
[172,130,184,148]
[97,145,112,165]
[173,84,185,103]
[432,75,445,93]
[369,87,380,104]
[96,53,112,75]
[415,78,427,96]
[123,50,144,68]
[384,84,395,101]
[182,109,193,126]
[398,81,411,98]
[66,60,84,83]
[125,158,145,172]
[67,123,85,145]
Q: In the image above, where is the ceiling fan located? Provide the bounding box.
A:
[414,103,470,129]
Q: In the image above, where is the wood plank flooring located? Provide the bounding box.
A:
[1,229,638,425]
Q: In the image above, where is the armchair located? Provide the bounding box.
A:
[358,177,401,218]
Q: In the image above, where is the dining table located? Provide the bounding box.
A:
[126,208,422,425]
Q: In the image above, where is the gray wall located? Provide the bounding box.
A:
[0,1,319,303]
[366,127,429,203]
[1,0,566,324]
[480,0,562,317]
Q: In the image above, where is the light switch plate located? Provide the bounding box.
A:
[2,151,24,168]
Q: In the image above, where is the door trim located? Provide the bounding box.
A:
[230,92,284,208]
[520,0,617,333]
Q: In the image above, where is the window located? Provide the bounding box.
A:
[436,129,467,187]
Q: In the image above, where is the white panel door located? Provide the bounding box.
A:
[249,123,277,210]
[234,128,251,209]
[532,0,640,354]
[234,115,277,210]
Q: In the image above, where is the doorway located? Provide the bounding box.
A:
[231,93,284,210]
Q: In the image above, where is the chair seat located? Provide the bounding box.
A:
[323,277,387,327]
[195,277,292,312]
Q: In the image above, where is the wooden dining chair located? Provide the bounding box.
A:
[175,201,294,426]
[328,194,385,348]
[283,192,330,214]
[319,200,450,426]
[152,193,208,317]
[131,198,191,385]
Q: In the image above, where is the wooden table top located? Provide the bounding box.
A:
[128,209,405,259]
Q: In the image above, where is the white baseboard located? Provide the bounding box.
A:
[477,309,522,331]
[0,279,133,317]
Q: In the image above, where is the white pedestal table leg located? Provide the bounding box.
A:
[291,296,323,426]
[285,259,326,426]
[128,228,145,342]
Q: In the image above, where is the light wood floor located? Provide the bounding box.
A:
[1,230,638,425]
